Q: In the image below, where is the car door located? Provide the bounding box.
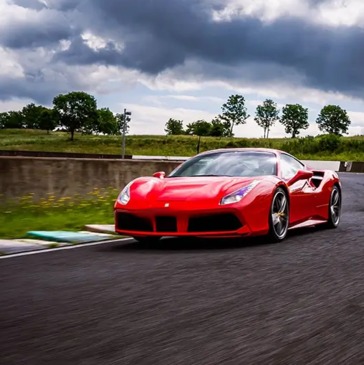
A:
[280,153,316,224]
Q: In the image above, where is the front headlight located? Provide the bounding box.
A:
[117,182,132,205]
[220,180,260,205]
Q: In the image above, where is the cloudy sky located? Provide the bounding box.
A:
[1,0,364,137]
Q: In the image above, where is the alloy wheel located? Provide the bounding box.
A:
[271,189,289,240]
[329,186,341,227]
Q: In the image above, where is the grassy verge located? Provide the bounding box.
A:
[0,188,117,239]
[0,129,363,161]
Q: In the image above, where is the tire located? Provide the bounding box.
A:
[133,236,161,245]
[326,185,341,228]
[268,188,289,242]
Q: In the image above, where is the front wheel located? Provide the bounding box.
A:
[269,188,289,242]
[326,185,341,228]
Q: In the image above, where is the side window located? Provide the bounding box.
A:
[280,154,304,180]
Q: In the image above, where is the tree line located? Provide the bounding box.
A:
[1,91,352,140]
[165,95,351,138]
[0,91,129,140]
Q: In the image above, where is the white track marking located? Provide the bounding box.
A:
[0,238,134,260]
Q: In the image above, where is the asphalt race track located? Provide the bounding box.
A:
[0,173,363,364]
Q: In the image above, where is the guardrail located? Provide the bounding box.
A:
[0,150,363,172]
[339,161,364,173]
[0,150,133,159]
[132,155,188,161]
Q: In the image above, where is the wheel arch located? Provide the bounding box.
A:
[276,182,290,206]
[333,181,342,196]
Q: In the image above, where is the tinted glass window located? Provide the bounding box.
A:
[280,153,304,180]
[169,151,277,177]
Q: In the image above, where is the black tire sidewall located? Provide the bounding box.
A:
[269,188,289,242]
[327,186,341,228]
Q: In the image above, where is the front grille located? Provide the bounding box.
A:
[156,216,177,232]
[116,212,153,232]
[188,213,242,232]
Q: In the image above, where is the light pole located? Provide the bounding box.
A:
[122,108,131,159]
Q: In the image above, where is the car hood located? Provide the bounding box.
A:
[129,176,263,203]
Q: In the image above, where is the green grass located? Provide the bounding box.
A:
[0,129,363,160]
[0,188,117,239]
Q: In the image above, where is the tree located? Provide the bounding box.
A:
[219,94,249,137]
[316,105,351,136]
[165,118,184,135]
[22,103,47,129]
[115,113,130,136]
[97,108,119,135]
[0,112,7,129]
[186,120,211,136]
[254,99,280,138]
[210,118,229,137]
[0,111,24,129]
[53,91,98,140]
[38,108,58,134]
[280,104,309,138]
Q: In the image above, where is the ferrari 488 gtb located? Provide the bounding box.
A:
[114,148,341,243]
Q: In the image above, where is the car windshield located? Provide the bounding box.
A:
[169,151,277,178]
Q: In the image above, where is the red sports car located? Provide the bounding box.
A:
[114,148,341,243]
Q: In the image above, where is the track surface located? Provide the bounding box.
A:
[1,173,363,364]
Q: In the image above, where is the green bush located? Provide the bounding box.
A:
[318,134,341,152]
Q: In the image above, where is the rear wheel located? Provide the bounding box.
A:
[326,185,341,228]
[269,188,289,242]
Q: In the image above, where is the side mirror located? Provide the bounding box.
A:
[153,171,166,179]
[287,169,313,186]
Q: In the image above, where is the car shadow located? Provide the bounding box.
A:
[109,236,266,252]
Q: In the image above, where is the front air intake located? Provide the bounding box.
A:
[116,212,153,232]
[188,213,242,232]
[156,216,177,232]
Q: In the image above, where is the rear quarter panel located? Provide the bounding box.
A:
[316,170,341,217]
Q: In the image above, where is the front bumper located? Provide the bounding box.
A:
[114,205,254,238]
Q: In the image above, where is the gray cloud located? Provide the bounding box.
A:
[0,1,77,49]
[1,0,364,102]
[45,0,81,12]
[12,0,47,10]
[53,36,124,66]
[0,75,64,104]
[1,21,73,49]
[59,0,364,95]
